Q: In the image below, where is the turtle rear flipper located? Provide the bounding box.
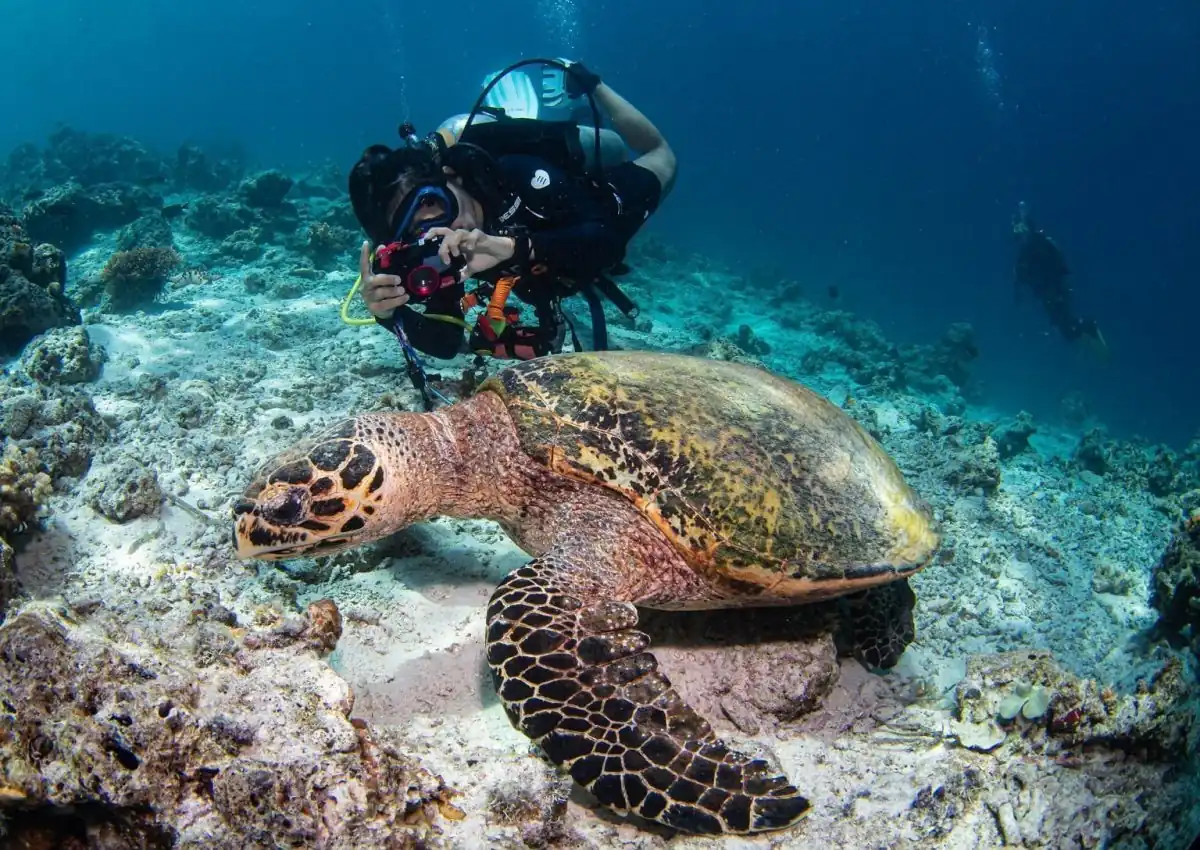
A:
[838,579,917,670]
[486,557,811,835]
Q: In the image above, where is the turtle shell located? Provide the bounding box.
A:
[481,351,938,599]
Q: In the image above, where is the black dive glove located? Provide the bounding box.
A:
[564,62,601,98]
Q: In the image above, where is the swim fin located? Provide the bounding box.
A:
[481,68,541,120]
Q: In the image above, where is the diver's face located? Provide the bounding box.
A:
[444,180,481,229]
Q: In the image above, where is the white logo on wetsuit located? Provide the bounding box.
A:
[531,169,551,189]
[498,195,522,223]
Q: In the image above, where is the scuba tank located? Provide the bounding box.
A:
[434,111,628,174]
[462,61,629,172]
[429,58,629,180]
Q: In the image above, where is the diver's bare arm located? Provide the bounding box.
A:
[594,83,677,197]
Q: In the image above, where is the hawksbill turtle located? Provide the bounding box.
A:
[231,350,939,836]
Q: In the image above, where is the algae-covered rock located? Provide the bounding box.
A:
[85,453,163,523]
[0,538,15,621]
[955,649,1197,757]
[1151,511,1200,660]
[19,325,105,385]
[0,440,52,538]
[991,411,1037,461]
[0,600,459,849]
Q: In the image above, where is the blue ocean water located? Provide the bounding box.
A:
[4,0,1196,445]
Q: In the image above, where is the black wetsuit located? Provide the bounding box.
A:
[1014,228,1093,343]
[381,156,661,359]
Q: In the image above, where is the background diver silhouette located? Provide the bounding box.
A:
[1012,201,1107,353]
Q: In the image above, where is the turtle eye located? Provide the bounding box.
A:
[262,487,309,526]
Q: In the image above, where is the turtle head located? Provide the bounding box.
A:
[232,414,438,560]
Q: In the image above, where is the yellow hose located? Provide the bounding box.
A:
[339,273,377,326]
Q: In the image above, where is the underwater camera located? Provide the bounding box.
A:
[372,235,466,300]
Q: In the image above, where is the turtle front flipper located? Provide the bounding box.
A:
[486,556,811,836]
[838,579,917,670]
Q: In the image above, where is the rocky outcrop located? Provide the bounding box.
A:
[0,205,78,354]
[1151,511,1200,662]
[0,600,461,848]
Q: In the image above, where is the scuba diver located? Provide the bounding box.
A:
[349,58,675,372]
[1012,201,1106,352]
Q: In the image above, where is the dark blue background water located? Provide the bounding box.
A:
[5,1,1197,446]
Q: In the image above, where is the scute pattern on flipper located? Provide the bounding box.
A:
[485,352,936,588]
[486,558,812,835]
[839,579,917,670]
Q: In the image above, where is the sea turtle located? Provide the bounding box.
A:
[232,351,939,836]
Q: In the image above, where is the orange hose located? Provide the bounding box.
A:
[485,276,517,334]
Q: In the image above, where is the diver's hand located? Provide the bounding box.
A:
[562,61,601,98]
[358,241,410,319]
[423,227,515,277]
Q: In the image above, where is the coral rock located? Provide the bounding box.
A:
[1,205,79,355]
[1151,511,1200,659]
[85,454,163,523]
[19,326,105,385]
[0,441,52,538]
[116,210,175,251]
[945,433,1002,494]
[22,181,155,254]
[0,537,15,621]
[0,601,457,849]
[991,411,1037,461]
[955,648,1197,757]
[239,170,295,209]
[99,246,182,310]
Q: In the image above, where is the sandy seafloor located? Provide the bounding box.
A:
[3,198,1200,849]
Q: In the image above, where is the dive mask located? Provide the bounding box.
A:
[390,182,460,240]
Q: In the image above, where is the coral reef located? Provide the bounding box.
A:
[185,196,258,239]
[305,220,355,267]
[803,309,907,391]
[0,205,79,354]
[0,538,13,621]
[173,141,243,193]
[693,335,767,368]
[100,246,182,310]
[991,411,1037,461]
[19,326,105,385]
[0,600,460,848]
[21,181,157,254]
[484,760,578,848]
[239,169,295,209]
[0,441,52,538]
[33,125,167,188]
[116,210,175,251]
[1072,427,1200,503]
[0,380,108,480]
[1151,510,1200,661]
[85,454,163,523]
[952,649,1196,758]
[900,321,980,396]
[2,126,168,206]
